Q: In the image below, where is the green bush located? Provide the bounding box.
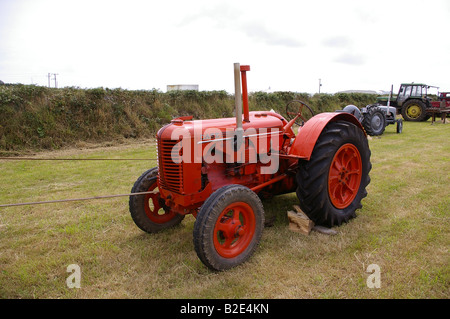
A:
[0,84,378,152]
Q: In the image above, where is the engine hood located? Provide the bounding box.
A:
[157,111,287,140]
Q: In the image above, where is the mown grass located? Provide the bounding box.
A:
[0,120,448,299]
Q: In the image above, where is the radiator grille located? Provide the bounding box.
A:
[158,139,183,193]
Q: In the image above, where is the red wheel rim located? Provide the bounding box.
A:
[213,202,256,258]
[144,182,176,224]
[328,143,362,209]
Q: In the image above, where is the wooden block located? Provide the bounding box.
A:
[287,210,314,235]
[293,205,308,218]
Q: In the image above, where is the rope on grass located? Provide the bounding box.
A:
[0,157,159,208]
[0,191,158,208]
[0,157,157,161]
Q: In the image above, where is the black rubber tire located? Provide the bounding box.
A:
[296,121,371,227]
[129,168,184,233]
[401,99,427,122]
[396,119,403,133]
[362,106,386,136]
[193,185,265,271]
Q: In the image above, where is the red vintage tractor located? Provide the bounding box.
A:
[129,64,371,271]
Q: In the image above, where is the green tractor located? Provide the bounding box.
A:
[376,83,439,122]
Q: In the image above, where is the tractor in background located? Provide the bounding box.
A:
[129,64,371,271]
[341,86,403,136]
[377,83,449,122]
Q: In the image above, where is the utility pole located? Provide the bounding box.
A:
[53,73,58,88]
[319,78,322,94]
[48,73,58,88]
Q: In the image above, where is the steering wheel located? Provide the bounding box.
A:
[285,100,315,126]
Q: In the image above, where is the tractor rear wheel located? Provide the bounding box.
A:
[193,185,265,271]
[129,167,184,233]
[362,106,386,136]
[296,121,371,227]
[401,99,427,121]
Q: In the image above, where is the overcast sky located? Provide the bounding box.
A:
[1,0,449,94]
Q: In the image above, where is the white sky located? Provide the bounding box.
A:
[1,0,449,94]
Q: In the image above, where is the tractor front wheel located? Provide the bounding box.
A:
[396,118,403,133]
[193,185,265,271]
[362,106,386,136]
[129,168,184,233]
[296,121,371,227]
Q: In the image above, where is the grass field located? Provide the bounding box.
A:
[0,120,448,299]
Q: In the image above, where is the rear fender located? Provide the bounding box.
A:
[288,112,365,160]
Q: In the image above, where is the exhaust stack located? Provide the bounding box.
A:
[234,63,243,131]
[233,63,251,127]
[234,63,245,161]
[240,65,250,123]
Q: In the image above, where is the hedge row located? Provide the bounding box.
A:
[0,84,377,151]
